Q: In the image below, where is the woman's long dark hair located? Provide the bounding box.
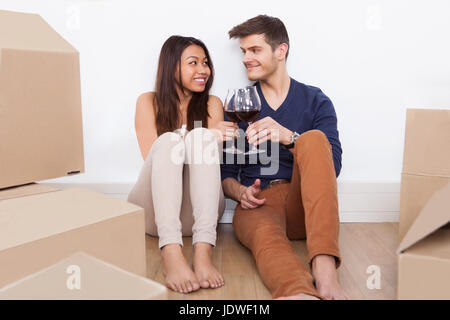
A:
[153,36,214,136]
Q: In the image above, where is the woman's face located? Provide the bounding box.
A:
[177,44,211,94]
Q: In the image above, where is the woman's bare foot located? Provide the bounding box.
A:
[274,293,320,300]
[193,242,225,289]
[311,254,350,300]
[161,244,200,294]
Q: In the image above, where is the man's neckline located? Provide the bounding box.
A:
[256,77,294,113]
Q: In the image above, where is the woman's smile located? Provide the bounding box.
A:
[193,76,207,85]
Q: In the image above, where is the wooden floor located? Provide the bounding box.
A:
[146,223,399,300]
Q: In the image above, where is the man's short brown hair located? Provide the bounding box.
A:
[228,15,290,59]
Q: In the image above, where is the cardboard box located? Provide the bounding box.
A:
[397,108,450,300]
[0,10,150,295]
[0,182,60,201]
[0,252,166,300]
[0,10,84,189]
[0,185,147,288]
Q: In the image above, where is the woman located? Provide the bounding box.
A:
[127,36,237,294]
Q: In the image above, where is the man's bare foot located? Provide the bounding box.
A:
[161,244,200,294]
[311,254,349,300]
[274,293,320,300]
[193,242,225,289]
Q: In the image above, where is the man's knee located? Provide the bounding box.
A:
[234,210,283,243]
[294,129,329,152]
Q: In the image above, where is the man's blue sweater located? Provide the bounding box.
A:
[220,78,342,189]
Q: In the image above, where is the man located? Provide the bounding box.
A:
[221,15,349,300]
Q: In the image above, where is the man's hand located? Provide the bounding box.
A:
[239,179,266,210]
[246,117,293,146]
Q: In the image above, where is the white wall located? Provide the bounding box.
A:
[2,0,450,185]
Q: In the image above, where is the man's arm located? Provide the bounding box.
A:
[312,90,343,177]
[220,130,266,209]
[222,177,246,202]
[222,177,266,210]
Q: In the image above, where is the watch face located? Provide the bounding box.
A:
[284,132,300,148]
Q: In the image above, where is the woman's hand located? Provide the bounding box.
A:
[210,121,239,143]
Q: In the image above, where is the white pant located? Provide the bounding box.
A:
[127,128,225,249]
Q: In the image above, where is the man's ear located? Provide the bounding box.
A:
[277,43,289,61]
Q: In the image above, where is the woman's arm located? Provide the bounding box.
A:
[135,92,158,161]
[207,95,224,129]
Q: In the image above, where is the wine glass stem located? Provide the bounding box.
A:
[247,122,258,151]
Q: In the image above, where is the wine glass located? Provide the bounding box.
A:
[223,89,242,154]
[234,86,263,155]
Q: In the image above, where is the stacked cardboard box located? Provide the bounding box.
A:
[0,10,163,298]
[397,108,450,299]
[0,9,84,189]
[0,185,147,288]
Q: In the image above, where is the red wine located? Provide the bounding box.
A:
[224,111,241,123]
[236,110,260,122]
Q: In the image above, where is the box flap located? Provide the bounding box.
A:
[402,108,450,178]
[402,228,450,260]
[0,188,143,252]
[0,252,166,299]
[0,183,59,201]
[398,174,449,243]
[0,10,76,53]
[398,182,450,253]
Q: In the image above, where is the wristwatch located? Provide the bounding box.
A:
[283,131,300,149]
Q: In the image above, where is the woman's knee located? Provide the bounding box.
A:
[150,131,185,164]
[185,127,219,164]
[155,131,184,147]
[185,127,216,144]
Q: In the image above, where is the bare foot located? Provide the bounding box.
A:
[161,244,200,294]
[274,293,320,300]
[193,242,225,289]
[311,254,349,300]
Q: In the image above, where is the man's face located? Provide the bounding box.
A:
[240,34,278,81]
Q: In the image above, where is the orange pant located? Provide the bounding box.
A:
[232,129,341,299]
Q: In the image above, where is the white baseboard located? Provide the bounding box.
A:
[40,181,400,223]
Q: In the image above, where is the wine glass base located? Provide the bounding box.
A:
[223,147,243,154]
[244,149,265,155]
